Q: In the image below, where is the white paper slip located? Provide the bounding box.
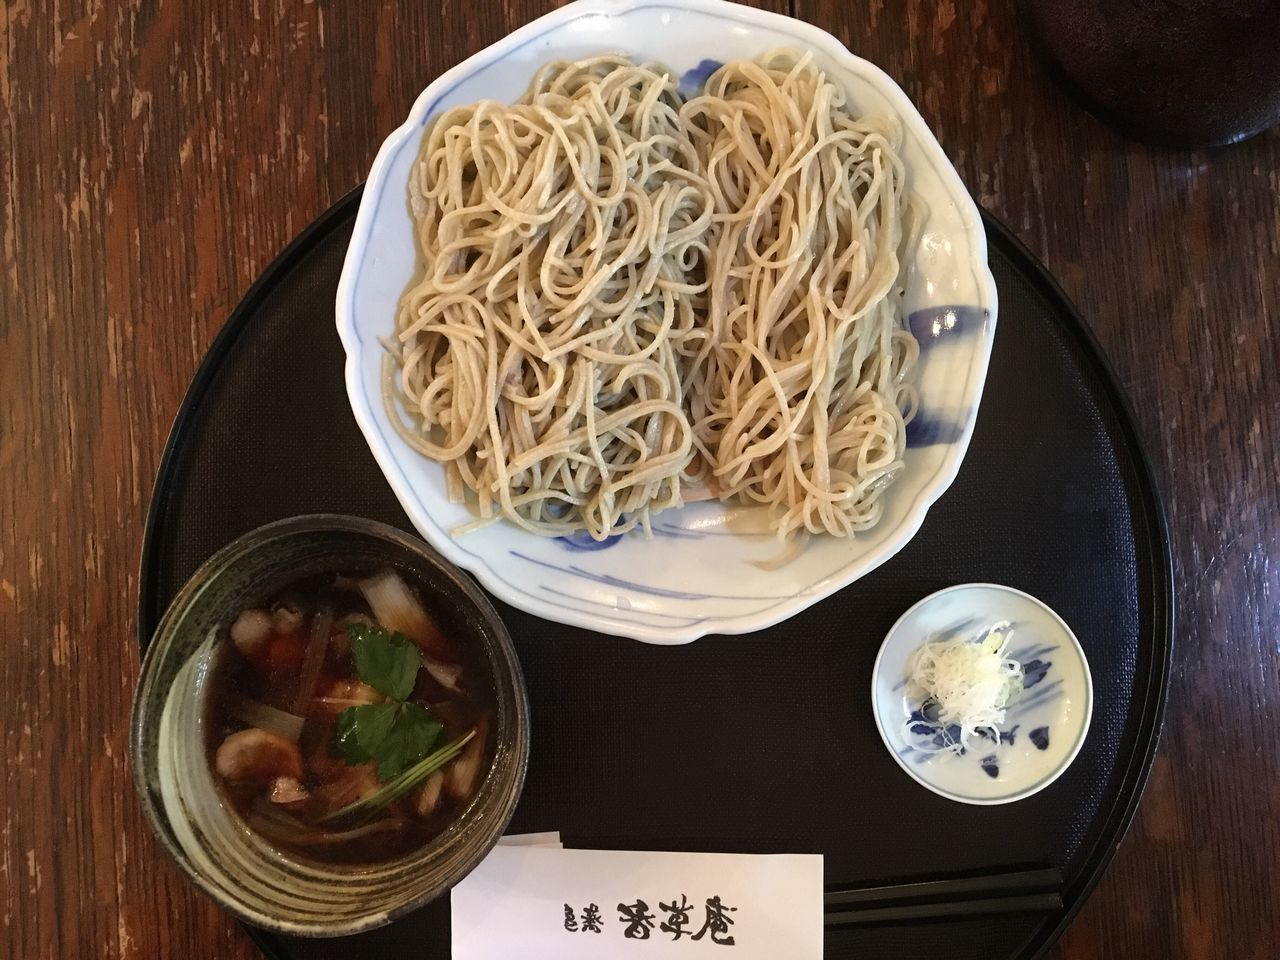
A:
[451,847,823,959]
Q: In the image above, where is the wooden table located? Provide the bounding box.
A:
[3,1,1277,957]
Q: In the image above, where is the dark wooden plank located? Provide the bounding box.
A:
[792,3,1280,959]
[2,1,1277,959]
[0,2,791,959]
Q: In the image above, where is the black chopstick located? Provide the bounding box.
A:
[823,867,1062,926]
[825,892,1063,926]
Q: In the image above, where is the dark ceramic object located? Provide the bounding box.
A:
[1023,0,1280,147]
[130,514,529,936]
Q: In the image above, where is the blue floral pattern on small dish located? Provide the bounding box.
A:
[872,583,1093,805]
[899,629,1059,771]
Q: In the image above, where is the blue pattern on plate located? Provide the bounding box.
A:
[908,305,988,345]
[678,58,722,95]
[903,306,989,448]
[904,709,970,759]
[556,530,625,551]
[1009,678,1064,717]
[978,724,1019,746]
[903,634,1056,768]
[556,513,776,546]
[1008,642,1058,662]
[649,521,704,540]
[510,550,795,603]
[1022,658,1052,688]
[906,414,966,447]
[339,0,996,642]
[539,585,707,628]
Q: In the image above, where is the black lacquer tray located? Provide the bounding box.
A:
[138,189,1171,960]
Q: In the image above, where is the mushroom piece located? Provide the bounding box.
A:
[214,728,304,784]
[268,776,311,810]
[272,604,305,635]
[229,609,273,658]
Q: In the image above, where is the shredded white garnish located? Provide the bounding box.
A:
[904,621,1024,754]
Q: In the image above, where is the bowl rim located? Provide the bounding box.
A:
[870,582,1096,806]
[334,0,1000,644]
[129,513,530,936]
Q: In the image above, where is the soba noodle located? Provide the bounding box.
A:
[391,57,714,538]
[388,50,919,544]
[683,51,919,540]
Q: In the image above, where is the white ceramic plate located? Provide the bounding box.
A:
[871,584,1094,805]
[336,0,998,643]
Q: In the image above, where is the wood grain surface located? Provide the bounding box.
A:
[2,1,1276,957]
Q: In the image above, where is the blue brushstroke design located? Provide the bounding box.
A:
[1009,642,1059,662]
[978,724,1019,746]
[556,530,625,552]
[912,724,964,755]
[906,413,966,447]
[902,305,988,448]
[1008,678,1065,717]
[904,704,973,758]
[1022,658,1052,688]
[539,585,706,627]
[980,755,1000,779]
[510,551,794,603]
[678,58,722,96]
[648,522,703,541]
[906,703,946,740]
[1029,726,1051,751]
[652,523,771,539]
[908,305,988,346]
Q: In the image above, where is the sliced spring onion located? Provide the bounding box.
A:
[233,700,306,742]
[413,771,445,818]
[904,621,1024,754]
[319,728,476,824]
[293,606,334,715]
[357,569,450,657]
[423,656,463,693]
[444,720,486,800]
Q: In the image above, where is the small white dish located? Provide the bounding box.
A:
[872,584,1093,805]
[336,0,998,643]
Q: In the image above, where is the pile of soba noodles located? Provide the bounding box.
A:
[388,50,920,545]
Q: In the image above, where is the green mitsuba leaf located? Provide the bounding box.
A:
[372,703,443,781]
[348,623,422,701]
[333,627,442,782]
[334,702,401,766]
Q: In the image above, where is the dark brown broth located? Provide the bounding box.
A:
[206,572,496,865]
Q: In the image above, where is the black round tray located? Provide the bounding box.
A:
[138,189,1171,960]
